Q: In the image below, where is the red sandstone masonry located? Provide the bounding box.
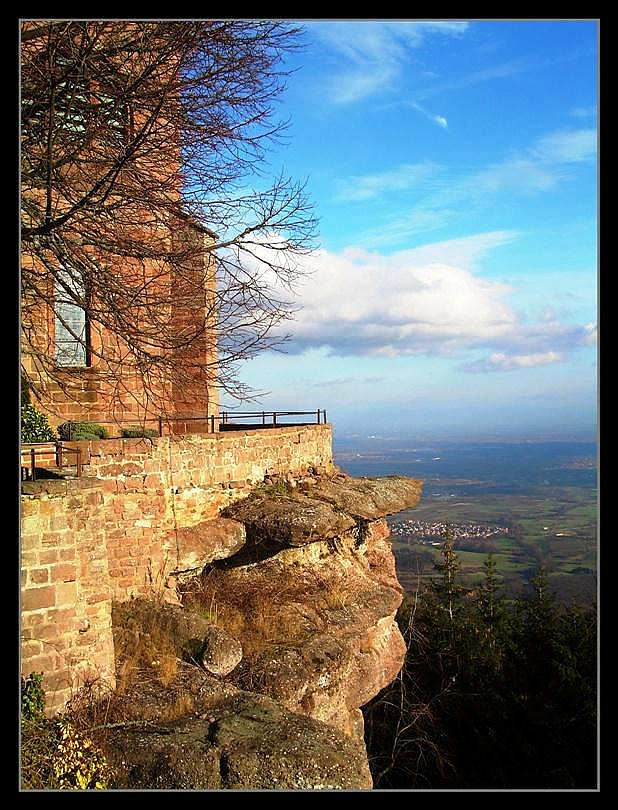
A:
[21,425,333,714]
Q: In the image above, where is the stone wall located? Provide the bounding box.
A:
[20,424,334,714]
[20,477,116,715]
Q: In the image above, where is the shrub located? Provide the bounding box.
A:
[120,427,159,439]
[21,373,31,407]
[21,672,45,721]
[20,671,114,790]
[21,404,57,443]
[58,421,108,441]
[51,718,114,790]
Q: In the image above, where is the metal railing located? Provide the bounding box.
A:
[20,410,327,480]
[54,410,328,437]
[20,442,82,481]
[55,415,217,437]
[218,409,327,430]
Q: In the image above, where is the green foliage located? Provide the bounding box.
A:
[363,551,597,790]
[21,373,31,407]
[58,421,109,441]
[120,427,159,439]
[257,479,290,496]
[21,404,57,443]
[21,672,45,721]
[20,672,113,790]
[429,528,466,630]
[51,718,114,790]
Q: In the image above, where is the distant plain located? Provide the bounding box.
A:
[334,438,597,604]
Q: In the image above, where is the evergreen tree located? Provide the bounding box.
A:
[364,559,597,790]
[474,553,506,671]
[431,527,462,627]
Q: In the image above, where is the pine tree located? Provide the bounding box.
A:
[475,553,506,665]
[431,527,464,629]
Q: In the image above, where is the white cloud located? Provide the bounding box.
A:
[335,161,443,202]
[411,102,448,129]
[310,20,469,104]
[346,125,598,249]
[531,129,597,164]
[465,351,563,372]
[413,57,552,102]
[462,129,596,199]
[582,322,598,345]
[243,231,595,374]
[569,106,597,119]
[233,214,596,381]
[468,158,563,195]
[259,232,519,357]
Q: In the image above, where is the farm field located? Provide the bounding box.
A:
[335,438,597,605]
[388,487,597,604]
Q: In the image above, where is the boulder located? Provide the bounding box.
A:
[222,492,358,551]
[105,692,372,790]
[308,474,423,521]
[112,600,242,675]
[221,475,422,553]
[168,517,246,572]
[200,625,243,676]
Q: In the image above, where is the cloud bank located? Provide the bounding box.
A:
[246,231,594,372]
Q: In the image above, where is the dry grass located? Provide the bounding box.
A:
[111,603,181,692]
[322,583,351,611]
[181,568,322,661]
[157,691,195,722]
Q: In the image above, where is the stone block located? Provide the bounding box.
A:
[29,568,49,585]
[21,639,44,658]
[98,463,123,477]
[50,563,77,583]
[20,498,40,518]
[20,533,43,552]
[22,653,56,675]
[22,585,56,611]
[21,514,48,535]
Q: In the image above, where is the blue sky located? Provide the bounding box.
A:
[228,19,598,442]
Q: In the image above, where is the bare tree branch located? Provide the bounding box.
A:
[20,20,317,422]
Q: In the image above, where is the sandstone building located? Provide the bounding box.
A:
[21,21,219,434]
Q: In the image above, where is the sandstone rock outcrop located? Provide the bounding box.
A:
[104,472,422,789]
[220,474,422,553]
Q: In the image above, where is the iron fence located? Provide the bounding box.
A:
[20,442,82,481]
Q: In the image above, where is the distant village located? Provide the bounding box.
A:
[389,519,509,547]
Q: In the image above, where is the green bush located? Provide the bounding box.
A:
[120,427,159,439]
[21,672,46,721]
[21,373,31,407]
[21,404,57,443]
[20,671,114,790]
[58,421,108,441]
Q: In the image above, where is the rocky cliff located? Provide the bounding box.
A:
[100,470,422,790]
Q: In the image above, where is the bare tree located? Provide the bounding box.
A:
[20,20,317,423]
